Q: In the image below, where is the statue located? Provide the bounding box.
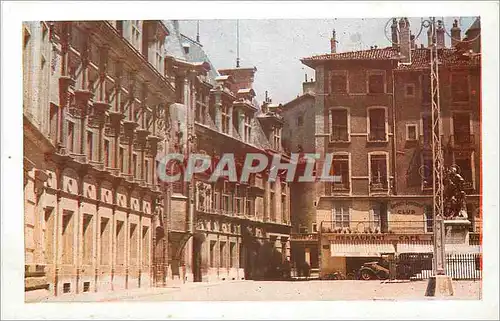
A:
[444,165,468,219]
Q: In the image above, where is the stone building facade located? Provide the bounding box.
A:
[23,20,291,300]
[295,18,481,277]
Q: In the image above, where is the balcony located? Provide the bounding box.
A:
[369,177,389,192]
[449,134,475,149]
[320,220,428,235]
[329,182,350,193]
[419,134,446,150]
[367,131,387,143]
[329,132,350,143]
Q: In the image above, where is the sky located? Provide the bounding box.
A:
[178,17,476,105]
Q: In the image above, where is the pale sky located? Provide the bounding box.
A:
[178,17,476,105]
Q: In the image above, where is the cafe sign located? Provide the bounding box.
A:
[391,201,425,215]
[326,233,432,242]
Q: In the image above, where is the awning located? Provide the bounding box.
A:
[445,244,481,254]
[330,241,395,257]
[397,242,433,253]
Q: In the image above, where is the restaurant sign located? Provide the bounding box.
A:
[325,233,432,242]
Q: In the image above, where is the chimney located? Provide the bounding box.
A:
[410,34,415,49]
[437,20,445,48]
[330,29,337,53]
[173,20,180,33]
[399,18,411,63]
[451,19,461,47]
[391,18,399,48]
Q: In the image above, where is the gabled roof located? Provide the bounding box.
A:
[283,93,315,108]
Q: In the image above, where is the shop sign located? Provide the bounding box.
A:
[390,201,425,215]
[326,234,432,242]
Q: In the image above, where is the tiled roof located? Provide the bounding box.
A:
[395,48,481,71]
[301,46,480,70]
[301,47,400,65]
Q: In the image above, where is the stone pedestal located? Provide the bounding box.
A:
[444,219,471,245]
[425,275,454,297]
[426,219,471,297]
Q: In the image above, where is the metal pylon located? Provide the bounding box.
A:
[429,17,446,275]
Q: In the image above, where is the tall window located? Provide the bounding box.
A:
[281,195,286,223]
[116,221,125,265]
[132,154,137,178]
[119,147,125,172]
[331,73,347,94]
[67,121,75,152]
[86,131,93,161]
[297,115,304,126]
[333,205,350,228]
[368,73,385,93]
[49,103,58,143]
[142,226,150,267]
[270,190,276,222]
[62,211,74,265]
[370,154,388,190]
[452,113,472,144]
[210,241,216,267]
[451,74,469,102]
[330,109,349,141]
[154,40,163,73]
[82,214,93,265]
[273,127,282,150]
[235,185,243,215]
[244,115,252,143]
[221,105,230,134]
[219,242,226,268]
[104,139,110,167]
[145,159,150,184]
[368,109,386,141]
[129,223,138,265]
[222,183,230,214]
[131,20,141,50]
[100,218,110,265]
[332,155,350,191]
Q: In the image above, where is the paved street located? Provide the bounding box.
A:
[112,280,481,301]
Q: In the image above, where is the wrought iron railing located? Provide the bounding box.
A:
[449,134,475,148]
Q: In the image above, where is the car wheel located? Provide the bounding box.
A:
[360,269,373,280]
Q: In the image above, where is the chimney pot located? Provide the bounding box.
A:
[391,18,399,48]
[451,19,462,47]
[330,29,337,53]
[436,20,445,48]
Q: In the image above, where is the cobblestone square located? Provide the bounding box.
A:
[112,280,482,301]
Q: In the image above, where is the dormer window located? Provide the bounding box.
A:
[182,43,190,55]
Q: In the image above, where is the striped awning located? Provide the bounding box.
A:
[330,241,395,257]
